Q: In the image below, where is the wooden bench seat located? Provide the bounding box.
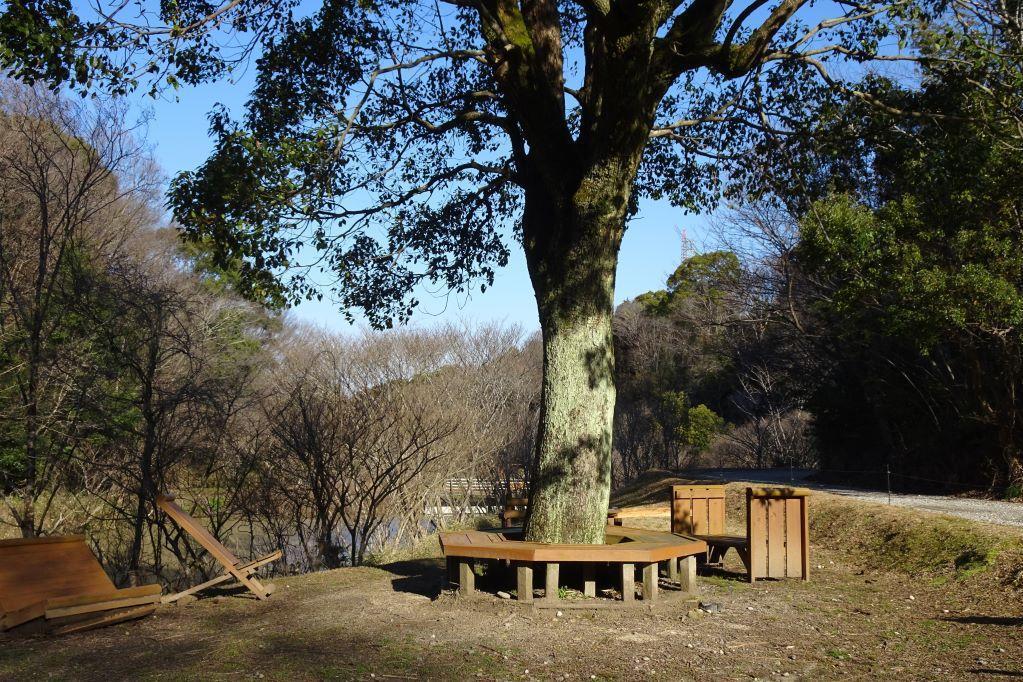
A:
[440,525,706,603]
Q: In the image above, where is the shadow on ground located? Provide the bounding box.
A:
[380,558,445,599]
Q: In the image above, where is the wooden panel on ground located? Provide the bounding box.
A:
[50,604,156,636]
[0,535,161,634]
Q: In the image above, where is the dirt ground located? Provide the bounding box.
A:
[2,522,1022,681]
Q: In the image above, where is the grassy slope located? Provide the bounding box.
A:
[613,469,1023,589]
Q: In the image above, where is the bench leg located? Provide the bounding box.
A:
[545,563,559,603]
[621,563,635,602]
[517,563,534,603]
[642,562,658,601]
[583,564,596,598]
[679,555,697,593]
[668,557,679,584]
[458,560,475,596]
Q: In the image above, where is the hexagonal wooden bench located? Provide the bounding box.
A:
[439,525,706,603]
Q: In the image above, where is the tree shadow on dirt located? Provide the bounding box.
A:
[380,558,445,599]
[943,615,1023,626]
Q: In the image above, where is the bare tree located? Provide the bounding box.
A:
[0,82,157,537]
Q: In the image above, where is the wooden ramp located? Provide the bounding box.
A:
[156,494,281,603]
[0,536,161,634]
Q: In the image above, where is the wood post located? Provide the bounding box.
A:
[621,563,635,602]
[583,563,596,598]
[679,555,697,593]
[545,563,559,603]
[458,560,475,596]
[516,563,534,603]
[642,562,658,601]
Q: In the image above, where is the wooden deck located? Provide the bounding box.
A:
[439,526,706,603]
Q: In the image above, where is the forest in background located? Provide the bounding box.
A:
[2,0,1022,583]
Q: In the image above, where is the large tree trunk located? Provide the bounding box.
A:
[521,163,631,544]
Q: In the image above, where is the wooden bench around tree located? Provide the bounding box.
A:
[670,484,811,582]
[156,494,282,603]
[0,536,162,635]
[439,525,706,603]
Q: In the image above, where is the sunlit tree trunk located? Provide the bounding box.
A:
[522,161,635,544]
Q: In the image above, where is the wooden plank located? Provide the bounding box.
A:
[458,560,475,596]
[442,528,708,564]
[1,599,46,632]
[158,493,280,601]
[641,563,657,601]
[800,497,810,581]
[0,537,118,616]
[46,584,161,611]
[679,556,696,593]
[0,535,86,549]
[156,495,240,567]
[161,552,280,604]
[708,496,726,535]
[692,498,709,535]
[545,563,559,603]
[748,495,768,581]
[748,487,811,498]
[516,563,533,603]
[785,497,802,578]
[767,499,786,578]
[621,563,634,602]
[45,592,162,620]
[50,604,156,636]
[582,564,596,598]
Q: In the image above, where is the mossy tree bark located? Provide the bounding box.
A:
[521,158,639,544]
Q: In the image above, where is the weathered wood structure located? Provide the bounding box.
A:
[440,525,705,603]
[157,493,282,603]
[0,536,161,634]
[670,484,811,582]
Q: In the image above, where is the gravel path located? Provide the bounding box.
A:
[695,468,1023,528]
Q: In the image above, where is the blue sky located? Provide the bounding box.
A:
[141,73,714,335]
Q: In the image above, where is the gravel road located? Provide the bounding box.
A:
[694,468,1023,528]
